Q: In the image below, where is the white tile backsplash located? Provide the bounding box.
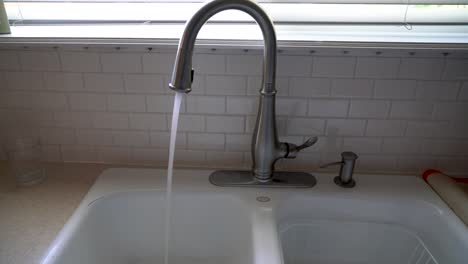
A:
[458,82,468,101]
[287,118,325,136]
[19,51,61,71]
[146,94,186,113]
[276,98,308,116]
[0,51,20,70]
[54,112,94,128]
[226,96,257,115]
[97,146,131,163]
[188,133,225,150]
[2,46,468,174]
[186,95,225,114]
[312,56,356,78]
[31,92,68,110]
[374,80,416,99]
[171,115,205,132]
[131,148,168,163]
[6,72,44,90]
[443,59,468,80]
[355,57,399,79]
[92,113,129,129]
[326,119,366,136]
[389,101,433,119]
[124,74,165,94]
[398,58,444,80]
[308,99,349,118]
[438,157,468,172]
[107,94,146,112]
[8,110,54,128]
[194,54,226,74]
[0,91,36,108]
[416,81,460,100]
[76,129,113,146]
[206,116,244,133]
[205,75,246,95]
[39,128,76,145]
[277,55,312,76]
[356,155,398,172]
[349,100,390,118]
[206,151,244,167]
[150,131,186,148]
[450,122,468,139]
[60,52,101,72]
[130,113,167,130]
[61,145,98,162]
[69,93,107,111]
[142,53,175,74]
[289,78,331,97]
[112,130,150,147]
[422,139,468,156]
[226,55,262,75]
[365,120,406,137]
[342,137,381,154]
[41,145,62,162]
[433,103,468,120]
[101,53,142,73]
[44,72,84,91]
[382,138,423,154]
[83,73,124,92]
[331,79,373,98]
[226,134,251,151]
[397,157,438,173]
[405,121,449,138]
[175,149,206,166]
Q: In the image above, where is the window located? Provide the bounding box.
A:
[2,1,468,45]
[5,1,468,25]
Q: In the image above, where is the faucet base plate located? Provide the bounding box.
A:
[209,170,316,188]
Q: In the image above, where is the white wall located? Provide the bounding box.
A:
[0,45,467,175]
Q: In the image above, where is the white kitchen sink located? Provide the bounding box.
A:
[41,191,253,264]
[41,169,468,264]
[277,194,467,264]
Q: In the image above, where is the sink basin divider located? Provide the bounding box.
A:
[251,205,283,264]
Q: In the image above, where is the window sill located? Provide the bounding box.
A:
[1,24,468,50]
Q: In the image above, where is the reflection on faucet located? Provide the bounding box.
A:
[169,0,317,187]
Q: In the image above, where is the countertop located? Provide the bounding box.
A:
[0,162,107,264]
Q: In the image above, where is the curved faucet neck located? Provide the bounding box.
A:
[169,0,277,95]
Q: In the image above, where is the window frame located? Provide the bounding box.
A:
[4,2,468,25]
[2,1,468,47]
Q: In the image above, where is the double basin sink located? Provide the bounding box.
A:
[41,168,468,264]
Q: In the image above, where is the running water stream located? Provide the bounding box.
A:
[164,92,183,264]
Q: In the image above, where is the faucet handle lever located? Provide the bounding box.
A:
[285,136,318,159]
[296,137,318,151]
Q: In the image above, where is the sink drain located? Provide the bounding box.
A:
[256,196,271,202]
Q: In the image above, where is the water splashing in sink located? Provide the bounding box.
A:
[164,92,183,264]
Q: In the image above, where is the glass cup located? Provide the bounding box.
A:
[3,137,46,187]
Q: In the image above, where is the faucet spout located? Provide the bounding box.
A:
[169,0,276,95]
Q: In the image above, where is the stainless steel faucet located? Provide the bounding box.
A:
[170,0,317,187]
